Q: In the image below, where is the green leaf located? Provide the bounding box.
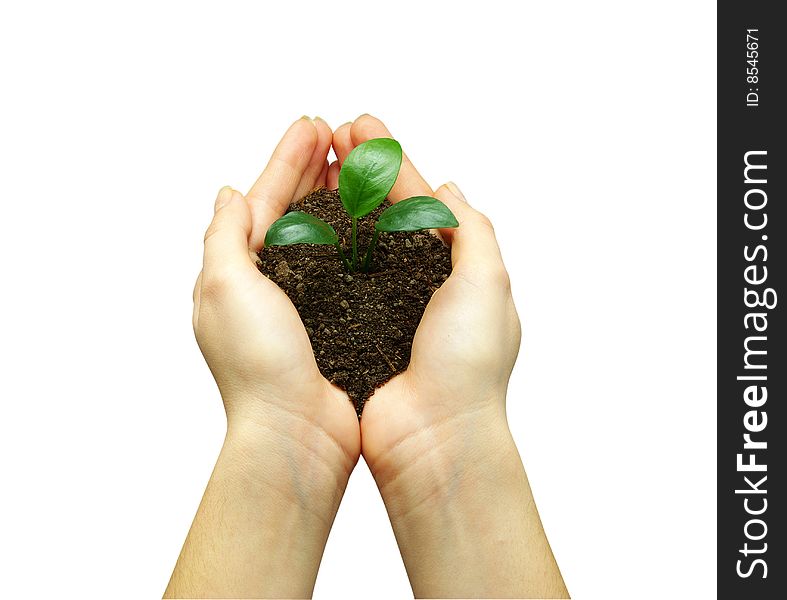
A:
[375,196,459,232]
[264,211,338,246]
[338,138,402,218]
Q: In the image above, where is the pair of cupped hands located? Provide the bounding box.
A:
[194,113,520,517]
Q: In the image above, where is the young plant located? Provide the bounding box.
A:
[264,138,458,272]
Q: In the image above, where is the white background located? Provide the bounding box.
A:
[0,1,716,598]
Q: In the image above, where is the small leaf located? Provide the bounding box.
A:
[264,211,338,246]
[338,138,402,218]
[375,196,459,232]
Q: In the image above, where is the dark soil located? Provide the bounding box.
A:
[256,188,452,416]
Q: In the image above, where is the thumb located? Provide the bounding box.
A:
[434,182,508,285]
[202,187,254,281]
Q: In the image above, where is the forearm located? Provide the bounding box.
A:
[372,406,568,599]
[165,406,353,599]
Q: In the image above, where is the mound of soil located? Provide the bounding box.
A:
[256,188,452,415]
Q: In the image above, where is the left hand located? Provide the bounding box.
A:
[193,117,360,471]
[168,117,361,598]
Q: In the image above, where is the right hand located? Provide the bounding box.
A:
[329,115,521,500]
[329,115,567,600]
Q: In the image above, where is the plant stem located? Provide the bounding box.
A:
[351,217,358,272]
[334,241,351,272]
[362,229,380,273]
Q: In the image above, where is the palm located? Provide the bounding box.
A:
[360,264,516,465]
[329,115,520,472]
[203,269,318,393]
[240,274,359,453]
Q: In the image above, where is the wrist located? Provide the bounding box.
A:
[365,403,568,598]
[166,402,354,599]
[222,395,356,520]
[368,403,519,521]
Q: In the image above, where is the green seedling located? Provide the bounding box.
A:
[264,138,458,272]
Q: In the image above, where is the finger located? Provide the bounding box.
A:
[349,114,432,201]
[192,270,203,330]
[193,271,203,304]
[332,121,353,165]
[326,160,340,190]
[203,187,254,281]
[433,181,467,245]
[246,117,318,250]
[316,159,329,188]
[292,116,333,200]
[433,182,507,283]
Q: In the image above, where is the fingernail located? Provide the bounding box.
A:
[215,186,233,212]
[313,115,329,127]
[446,181,467,203]
[300,115,314,122]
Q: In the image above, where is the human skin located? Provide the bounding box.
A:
[331,115,569,598]
[165,117,360,598]
[165,115,568,599]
